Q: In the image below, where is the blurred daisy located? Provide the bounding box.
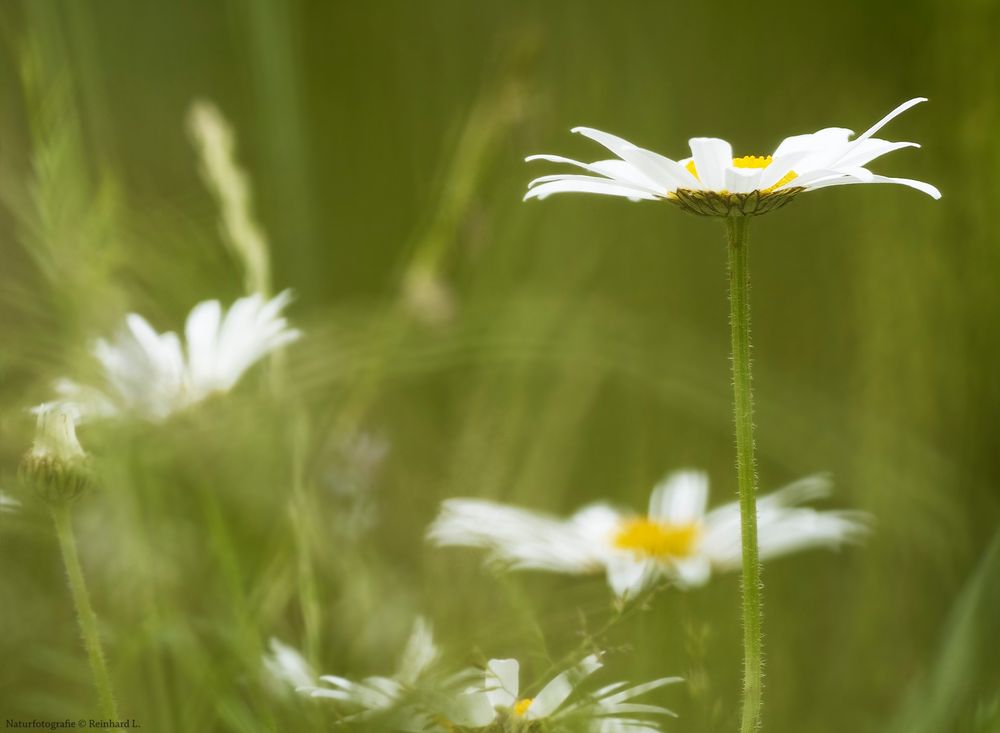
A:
[293,618,494,731]
[429,471,868,599]
[525,97,940,216]
[44,291,300,422]
[470,654,678,731]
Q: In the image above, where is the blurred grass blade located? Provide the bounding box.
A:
[889,532,1000,733]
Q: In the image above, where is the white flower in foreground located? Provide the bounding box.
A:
[293,618,493,731]
[429,471,868,599]
[525,98,940,216]
[44,291,300,422]
[471,654,678,732]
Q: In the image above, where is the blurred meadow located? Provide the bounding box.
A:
[1,1,999,731]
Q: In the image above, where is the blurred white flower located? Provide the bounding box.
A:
[465,654,678,731]
[44,291,300,422]
[525,98,940,216]
[429,471,868,599]
[294,618,493,731]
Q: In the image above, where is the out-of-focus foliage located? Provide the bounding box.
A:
[0,1,998,732]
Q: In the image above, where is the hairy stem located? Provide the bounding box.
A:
[725,216,763,733]
[52,503,120,724]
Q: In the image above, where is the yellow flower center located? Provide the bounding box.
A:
[512,698,534,717]
[613,519,700,558]
[732,155,773,168]
[684,156,798,192]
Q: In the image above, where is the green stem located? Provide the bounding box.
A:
[51,503,120,724]
[725,216,763,733]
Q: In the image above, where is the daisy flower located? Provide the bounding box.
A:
[470,654,678,731]
[293,618,495,731]
[525,97,940,216]
[429,471,867,599]
[43,291,300,422]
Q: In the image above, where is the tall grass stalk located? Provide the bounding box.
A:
[725,217,763,733]
[51,502,120,724]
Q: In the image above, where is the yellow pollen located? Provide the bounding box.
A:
[513,698,534,717]
[613,518,699,558]
[732,154,773,168]
[684,155,798,193]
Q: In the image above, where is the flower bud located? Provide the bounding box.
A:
[20,405,92,504]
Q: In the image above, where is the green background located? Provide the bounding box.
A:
[1,1,998,731]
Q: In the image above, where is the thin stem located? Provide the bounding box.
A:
[725,216,763,733]
[51,502,120,724]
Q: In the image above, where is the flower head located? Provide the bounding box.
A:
[525,98,940,216]
[44,291,300,422]
[429,471,868,599]
[20,404,91,503]
[290,618,494,731]
[470,654,678,731]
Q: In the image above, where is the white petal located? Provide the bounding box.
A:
[724,167,762,194]
[688,138,733,190]
[485,659,519,708]
[570,504,624,546]
[395,617,438,686]
[184,299,222,388]
[671,556,712,588]
[804,173,941,199]
[428,499,604,573]
[525,154,664,193]
[524,178,659,202]
[264,638,315,690]
[528,654,602,719]
[771,128,853,158]
[571,127,699,190]
[853,97,927,145]
[834,139,919,169]
[758,151,813,189]
[593,676,682,706]
[647,470,708,524]
[605,556,658,599]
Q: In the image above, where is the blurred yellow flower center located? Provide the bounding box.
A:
[614,519,699,558]
[513,698,534,717]
[684,156,798,192]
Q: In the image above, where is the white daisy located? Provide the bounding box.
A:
[525,98,940,216]
[429,471,868,599]
[470,654,678,731]
[295,618,494,731]
[43,291,300,422]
